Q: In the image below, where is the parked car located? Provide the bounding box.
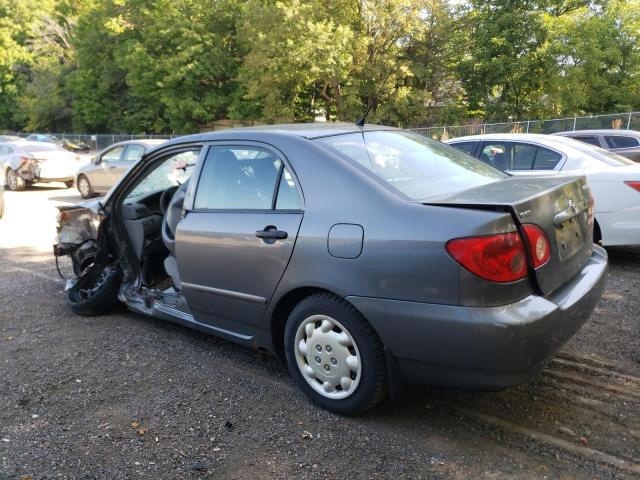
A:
[447,133,640,247]
[75,140,166,199]
[25,133,63,146]
[61,138,92,153]
[553,129,640,162]
[1,141,83,190]
[54,124,607,415]
[0,135,24,143]
[0,184,4,219]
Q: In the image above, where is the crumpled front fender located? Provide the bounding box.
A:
[54,201,102,251]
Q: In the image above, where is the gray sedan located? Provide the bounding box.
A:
[54,124,607,414]
[75,139,166,198]
[554,129,640,162]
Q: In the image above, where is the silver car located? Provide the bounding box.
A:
[1,141,82,190]
[553,129,640,162]
[54,124,607,415]
[75,140,166,198]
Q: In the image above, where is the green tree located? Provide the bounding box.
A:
[546,0,640,114]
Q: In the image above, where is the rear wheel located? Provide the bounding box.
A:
[284,293,387,415]
[66,265,122,316]
[6,169,25,191]
[77,175,94,199]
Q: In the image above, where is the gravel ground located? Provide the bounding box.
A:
[0,185,639,479]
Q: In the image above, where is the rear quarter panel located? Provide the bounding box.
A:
[255,136,522,345]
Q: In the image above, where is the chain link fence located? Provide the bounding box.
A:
[3,111,640,148]
[410,111,640,141]
[1,132,176,153]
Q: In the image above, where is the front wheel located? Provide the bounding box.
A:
[77,175,94,199]
[284,293,387,415]
[6,169,25,191]
[66,265,122,316]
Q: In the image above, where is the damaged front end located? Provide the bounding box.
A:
[53,200,113,290]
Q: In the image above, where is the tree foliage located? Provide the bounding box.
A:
[0,0,639,132]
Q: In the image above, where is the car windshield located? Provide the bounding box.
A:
[125,150,199,201]
[22,144,65,153]
[316,131,506,200]
[562,139,635,168]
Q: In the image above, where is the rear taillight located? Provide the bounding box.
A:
[446,232,528,283]
[625,181,640,193]
[19,156,30,167]
[522,224,550,268]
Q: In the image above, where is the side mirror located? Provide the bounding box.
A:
[92,156,100,164]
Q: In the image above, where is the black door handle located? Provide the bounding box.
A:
[256,226,288,240]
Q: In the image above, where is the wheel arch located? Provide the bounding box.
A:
[593,217,602,244]
[270,286,351,360]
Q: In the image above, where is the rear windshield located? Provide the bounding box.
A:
[316,131,506,200]
[562,139,635,168]
[21,144,65,153]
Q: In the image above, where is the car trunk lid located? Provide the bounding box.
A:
[425,176,593,295]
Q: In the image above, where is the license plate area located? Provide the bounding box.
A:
[555,213,587,261]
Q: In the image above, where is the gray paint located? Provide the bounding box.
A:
[327,223,364,259]
[79,123,609,391]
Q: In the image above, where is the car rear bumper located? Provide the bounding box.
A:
[346,245,608,390]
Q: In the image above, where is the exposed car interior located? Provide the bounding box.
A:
[118,146,300,298]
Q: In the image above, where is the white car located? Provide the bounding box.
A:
[0,141,84,191]
[446,133,640,246]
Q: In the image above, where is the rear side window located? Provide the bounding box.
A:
[512,144,537,170]
[194,146,300,210]
[604,135,639,149]
[572,136,600,147]
[450,141,478,156]
[533,147,563,170]
[124,144,146,162]
[317,131,505,200]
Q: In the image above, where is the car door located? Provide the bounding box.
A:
[175,143,304,337]
[92,146,125,191]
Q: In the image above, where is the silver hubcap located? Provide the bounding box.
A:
[294,314,361,400]
[78,177,90,196]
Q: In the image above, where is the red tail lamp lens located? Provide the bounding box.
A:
[446,232,528,283]
[522,224,550,268]
[625,181,640,193]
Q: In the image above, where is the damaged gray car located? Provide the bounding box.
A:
[54,124,608,415]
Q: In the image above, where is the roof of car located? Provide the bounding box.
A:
[104,139,167,150]
[445,132,599,150]
[156,122,397,148]
[552,129,640,136]
[448,133,562,143]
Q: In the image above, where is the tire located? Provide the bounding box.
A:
[77,175,94,199]
[64,180,74,189]
[66,265,122,316]
[6,168,25,191]
[284,293,387,415]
